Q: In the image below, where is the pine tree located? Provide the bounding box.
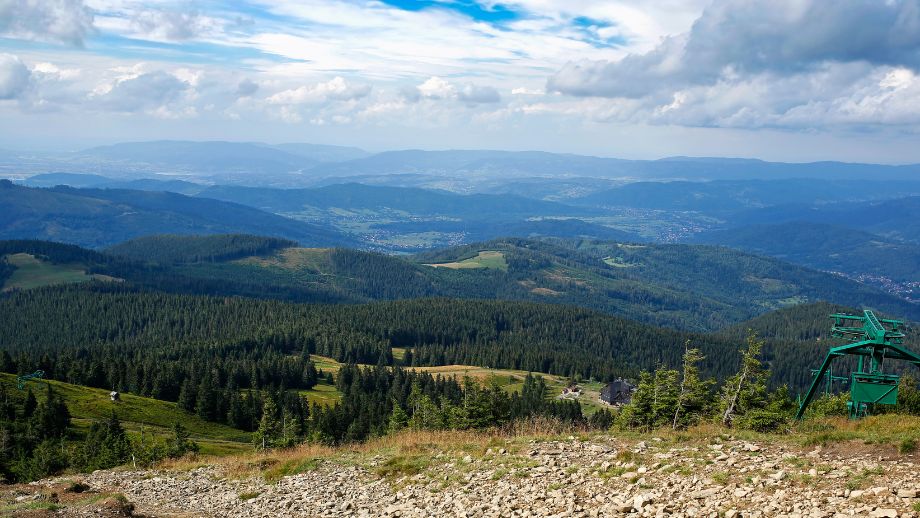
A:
[78,412,131,471]
[387,402,409,434]
[619,371,655,430]
[280,409,301,447]
[254,395,282,449]
[720,331,770,427]
[672,343,714,430]
[651,368,679,428]
[177,378,196,413]
[166,422,199,458]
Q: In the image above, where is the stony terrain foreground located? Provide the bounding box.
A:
[12,436,920,517]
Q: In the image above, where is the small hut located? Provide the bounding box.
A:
[599,378,634,406]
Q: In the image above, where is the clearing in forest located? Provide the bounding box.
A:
[2,253,118,291]
[424,251,507,271]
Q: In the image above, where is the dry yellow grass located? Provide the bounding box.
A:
[155,414,920,485]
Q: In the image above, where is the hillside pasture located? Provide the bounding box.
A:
[1,253,117,292]
[0,374,251,455]
[424,250,507,271]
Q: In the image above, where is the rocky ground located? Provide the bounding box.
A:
[5,435,920,517]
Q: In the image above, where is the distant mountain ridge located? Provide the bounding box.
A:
[729,196,920,244]
[3,235,917,330]
[693,222,920,280]
[0,181,352,248]
[573,179,920,212]
[196,182,597,218]
[8,141,918,186]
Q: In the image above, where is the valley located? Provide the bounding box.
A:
[6,1,920,513]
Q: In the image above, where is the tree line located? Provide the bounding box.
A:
[0,382,197,483]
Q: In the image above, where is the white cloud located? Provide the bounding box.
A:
[0,0,95,46]
[0,54,31,100]
[268,76,371,105]
[92,70,190,112]
[407,76,501,105]
[458,83,501,104]
[130,9,206,41]
[417,77,455,99]
[511,87,544,95]
[544,0,920,130]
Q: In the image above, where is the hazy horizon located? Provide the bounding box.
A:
[3,1,920,164]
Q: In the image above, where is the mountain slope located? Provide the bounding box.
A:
[126,236,920,329]
[6,234,915,330]
[0,181,351,248]
[307,150,920,182]
[269,142,370,162]
[730,196,920,243]
[197,183,594,218]
[105,234,297,264]
[80,140,317,174]
[23,172,207,195]
[573,179,920,212]
[692,222,920,283]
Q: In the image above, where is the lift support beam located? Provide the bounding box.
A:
[795,310,920,420]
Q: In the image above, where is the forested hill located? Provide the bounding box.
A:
[691,222,920,282]
[0,181,352,248]
[197,183,591,218]
[0,284,834,389]
[415,238,920,326]
[105,234,296,265]
[2,285,901,396]
[3,237,918,331]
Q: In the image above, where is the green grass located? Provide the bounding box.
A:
[308,355,609,415]
[1,253,110,291]
[424,251,508,271]
[234,247,332,271]
[299,381,342,407]
[0,373,251,455]
[602,256,633,268]
[0,500,62,514]
[373,455,430,478]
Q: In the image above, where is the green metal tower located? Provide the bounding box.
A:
[795,310,920,420]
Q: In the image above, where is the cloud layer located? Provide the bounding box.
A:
[0,0,94,46]
[546,0,920,129]
[1,0,920,160]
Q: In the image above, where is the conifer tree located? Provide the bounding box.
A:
[672,343,714,430]
[166,422,199,458]
[651,368,679,427]
[619,371,655,430]
[254,395,282,449]
[720,331,770,427]
[387,401,409,434]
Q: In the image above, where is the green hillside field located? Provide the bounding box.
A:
[0,374,251,456]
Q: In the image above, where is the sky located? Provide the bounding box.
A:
[2,0,920,162]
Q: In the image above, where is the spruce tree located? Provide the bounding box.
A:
[387,401,409,434]
[254,395,282,449]
[651,368,679,428]
[672,343,714,430]
[720,331,770,427]
[166,422,199,458]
